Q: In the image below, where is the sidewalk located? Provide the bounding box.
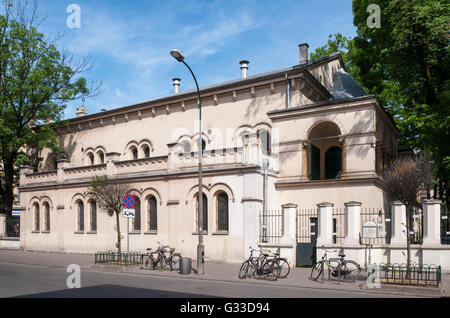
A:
[0,249,447,297]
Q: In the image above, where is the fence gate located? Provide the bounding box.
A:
[296,208,318,266]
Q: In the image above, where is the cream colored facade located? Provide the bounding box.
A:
[17,46,408,264]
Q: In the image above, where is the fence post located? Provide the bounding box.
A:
[281,203,298,265]
[344,201,362,246]
[422,199,442,246]
[422,199,443,266]
[390,201,406,246]
[0,214,5,238]
[316,202,333,247]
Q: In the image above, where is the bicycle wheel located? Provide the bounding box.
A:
[170,254,181,271]
[238,260,250,279]
[276,258,290,279]
[310,261,323,281]
[160,254,170,270]
[340,260,361,282]
[262,260,280,281]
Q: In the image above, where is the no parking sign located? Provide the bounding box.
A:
[122,195,135,218]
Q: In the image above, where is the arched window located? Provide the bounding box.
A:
[90,200,97,232]
[147,196,157,231]
[77,201,84,232]
[143,145,150,158]
[43,202,50,232]
[34,203,40,232]
[217,192,229,232]
[195,193,208,232]
[131,147,138,160]
[133,197,141,231]
[308,121,342,180]
[325,147,342,179]
[257,129,271,155]
[311,145,320,180]
[240,132,250,147]
[202,139,206,151]
[88,153,94,166]
[98,152,105,164]
[181,141,191,157]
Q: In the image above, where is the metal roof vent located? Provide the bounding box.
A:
[239,60,249,78]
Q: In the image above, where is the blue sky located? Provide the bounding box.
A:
[35,0,357,119]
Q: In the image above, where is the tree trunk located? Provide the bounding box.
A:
[115,211,121,259]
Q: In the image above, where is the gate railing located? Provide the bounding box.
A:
[5,218,20,237]
[332,208,345,245]
[296,208,318,243]
[360,207,389,245]
[259,210,283,244]
[409,207,423,245]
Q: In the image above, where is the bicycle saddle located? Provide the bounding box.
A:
[338,254,345,258]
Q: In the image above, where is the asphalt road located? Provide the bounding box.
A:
[0,262,409,298]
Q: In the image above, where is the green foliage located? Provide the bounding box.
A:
[0,2,100,215]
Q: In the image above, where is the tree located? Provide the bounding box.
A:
[379,153,436,269]
[0,0,101,217]
[87,176,133,255]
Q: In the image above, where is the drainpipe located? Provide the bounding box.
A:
[262,159,269,242]
[285,73,290,109]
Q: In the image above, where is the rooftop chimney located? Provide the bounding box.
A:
[298,43,309,64]
[76,106,87,117]
[172,78,181,94]
[239,60,249,78]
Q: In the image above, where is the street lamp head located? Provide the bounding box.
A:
[170,49,185,62]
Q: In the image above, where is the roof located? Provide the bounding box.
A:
[329,68,368,99]
[66,52,343,122]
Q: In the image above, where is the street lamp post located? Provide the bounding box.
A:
[170,49,205,275]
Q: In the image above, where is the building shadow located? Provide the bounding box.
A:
[14,284,217,298]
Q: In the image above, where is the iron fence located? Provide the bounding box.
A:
[296,208,318,243]
[409,207,423,245]
[259,210,283,244]
[378,263,441,287]
[332,208,345,245]
[5,218,20,237]
[441,207,450,245]
[360,207,390,245]
[94,251,144,266]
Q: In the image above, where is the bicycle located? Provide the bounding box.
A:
[140,242,181,271]
[265,249,290,279]
[160,243,181,271]
[239,247,280,281]
[140,246,162,270]
[310,249,361,283]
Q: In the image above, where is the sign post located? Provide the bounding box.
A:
[122,195,136,256]
[362,221,378,269]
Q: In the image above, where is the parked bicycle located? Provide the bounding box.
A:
[265,249,290,279]
[310,249,361,282]
[239,247,281,281]
[140,241,181,271]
